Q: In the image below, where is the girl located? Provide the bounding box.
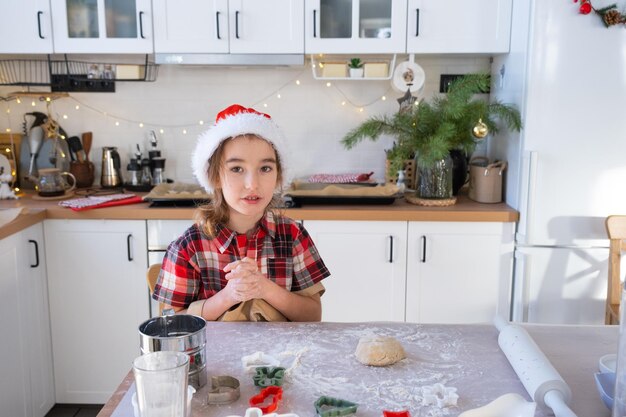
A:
[152,104,330,321]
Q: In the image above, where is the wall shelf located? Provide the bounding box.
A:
[311,54,396,81]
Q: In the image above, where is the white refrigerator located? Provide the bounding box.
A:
[491,0,626,324]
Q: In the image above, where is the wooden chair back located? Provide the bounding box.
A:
[146,264,164,316]
[605,215,626,324]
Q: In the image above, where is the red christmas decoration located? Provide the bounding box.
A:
[572,0,626,27]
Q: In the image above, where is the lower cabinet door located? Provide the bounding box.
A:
[406,222,513,324]
[45,220,149,404]
[304,220,407,322]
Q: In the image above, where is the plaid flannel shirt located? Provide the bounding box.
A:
[152,211,330,308]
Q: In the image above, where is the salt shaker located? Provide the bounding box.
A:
[396,170,406,192]
[613,288,626,417]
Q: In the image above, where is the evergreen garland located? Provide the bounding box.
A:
[341,73,522,172]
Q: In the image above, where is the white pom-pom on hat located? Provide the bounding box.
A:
[191,104,287,194]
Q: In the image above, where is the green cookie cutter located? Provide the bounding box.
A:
[314,396,358,417]
[252,366,286,387]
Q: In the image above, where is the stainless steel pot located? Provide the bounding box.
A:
[138,314,207,389]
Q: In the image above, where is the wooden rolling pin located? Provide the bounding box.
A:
[82,132,92,162]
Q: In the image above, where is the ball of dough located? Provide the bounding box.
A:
[355,335,406,366]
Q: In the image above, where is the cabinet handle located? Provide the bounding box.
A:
[216,11,221,39]
[29,239,39,268]
[313,10,317,38]
[388,235,394,263]
[139,11,146,39]
[420,235,426,263]
[127,234,133,261]
[37,11,44,39]
[415,9,420,37]
[235,11,240,39]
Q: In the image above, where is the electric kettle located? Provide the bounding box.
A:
[101,147,122,188]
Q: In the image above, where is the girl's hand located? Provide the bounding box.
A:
[223,257,268,302]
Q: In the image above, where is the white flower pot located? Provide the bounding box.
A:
[349,68,364,78]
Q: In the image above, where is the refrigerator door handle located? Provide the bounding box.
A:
[512,250,530,322]
[516,151,538,245]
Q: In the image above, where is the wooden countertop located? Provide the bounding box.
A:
[0,190,518,239]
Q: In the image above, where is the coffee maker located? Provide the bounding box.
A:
[101,147,122,188]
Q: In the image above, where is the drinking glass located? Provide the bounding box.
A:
[133,351,189,417]
[613,289,626,417]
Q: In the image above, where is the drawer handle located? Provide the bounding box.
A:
[29,239,40,268]
[415,9,420,37]
[420,235,426,263]
[313,9,317,38]
[37,11,44,39]
[388,235,394,263]
[216,11,221,39]
[127,234,133,261]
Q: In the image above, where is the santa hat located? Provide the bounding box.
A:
[192,104,287,194]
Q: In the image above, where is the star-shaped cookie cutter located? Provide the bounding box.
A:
[206,375,241,405]
[249,385,283,414]
[224,407,299,417]
[314,396,358,417]
[421,383,458,408]
[252,366,286,387]
[242,351,280,371]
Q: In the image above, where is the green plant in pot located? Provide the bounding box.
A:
[341,73,522,200]
[348,58,364,78]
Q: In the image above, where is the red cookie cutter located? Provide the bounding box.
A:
[249,386,283,414]
[383,411,411,417]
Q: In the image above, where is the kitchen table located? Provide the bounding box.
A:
[98,322,616,417]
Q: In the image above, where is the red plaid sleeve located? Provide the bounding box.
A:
[152,228,203,307]
[290,222,330,291]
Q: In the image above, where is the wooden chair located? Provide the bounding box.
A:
[606,215,626,324]
[146,264,164,315]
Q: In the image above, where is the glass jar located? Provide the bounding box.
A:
[416,154,453,199]
[613,288,626,416]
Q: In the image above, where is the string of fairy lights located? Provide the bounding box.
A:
[1,59,403,138]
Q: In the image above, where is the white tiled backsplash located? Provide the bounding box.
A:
[0,56,489,185]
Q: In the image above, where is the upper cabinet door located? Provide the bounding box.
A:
[406,0,512,54]
[153,0,229,54]
[229,0,304,54]
[51,0,153,53]
[0,1,54,53]
[305,0,407,54]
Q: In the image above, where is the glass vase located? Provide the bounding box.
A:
[613,288,626,417]
[416,154,453,199]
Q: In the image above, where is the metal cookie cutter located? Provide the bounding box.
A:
[421,383,458,408]
[242,351,280,371]
[253,366,286,387]
[249,386,283,414]
[207,375,241,405]
[314,396,358,417]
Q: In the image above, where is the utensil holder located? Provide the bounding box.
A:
[468,158,506,203]
[69,160,95,188]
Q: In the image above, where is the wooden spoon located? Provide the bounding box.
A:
[81,132,92,162]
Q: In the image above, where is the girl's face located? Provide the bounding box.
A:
[219,135,279,226]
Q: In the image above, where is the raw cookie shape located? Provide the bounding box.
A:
[421,383,459,408]
[224,407,299,417]
[457,393,536,417]
[355,335,406,366]
[242,351,281,371]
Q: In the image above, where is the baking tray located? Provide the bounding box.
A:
[284,195,396,207]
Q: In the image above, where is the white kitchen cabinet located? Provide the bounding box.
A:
[305,0,407,54]
[0,1,54,53]
[50,0,153,53]
[304,220,407,322]
[406,0,512,54]
[45,219,149,404]
[305,220,514,323]
[406,222,514,323]
[0,223,54,417]
[153,0,303,55]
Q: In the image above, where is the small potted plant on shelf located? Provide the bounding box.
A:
[341,73,522,203]
[348,58,364,78]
